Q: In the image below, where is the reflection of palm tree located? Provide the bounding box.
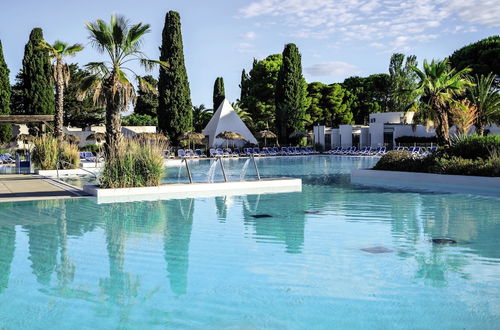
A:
[164,198,194,296]
[56,202,75,287]
[0,226,16,293]
[99,207,139,306]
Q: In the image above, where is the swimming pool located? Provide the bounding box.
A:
[1,156,500,329]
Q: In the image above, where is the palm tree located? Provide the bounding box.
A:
[79,15,165,156]
[467,73,500,136]
[41,41,84,143]
[411,59,472,147]
[232,102,253,127]
[192,104,212,132]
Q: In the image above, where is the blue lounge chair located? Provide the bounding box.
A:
[177,149,186,158]
[195,149,206,158]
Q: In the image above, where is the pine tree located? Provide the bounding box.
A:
[0,40,12,142]
[275,43,309,143]
[157,11,193,143]
[213,77,225,111]
[22,28,54,116]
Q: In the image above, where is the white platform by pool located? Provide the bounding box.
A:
[83,178,302,203]
[351,169,500,197]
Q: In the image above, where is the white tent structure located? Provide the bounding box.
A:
[202,99,258,147]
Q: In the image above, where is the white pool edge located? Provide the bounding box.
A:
[84,178,302,204]
[351,169,500,197]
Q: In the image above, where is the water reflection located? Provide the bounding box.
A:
[164,198,194,296]
[0,226,15,293]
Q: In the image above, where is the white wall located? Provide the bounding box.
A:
[339,125,352,148]
[313,126,326,147]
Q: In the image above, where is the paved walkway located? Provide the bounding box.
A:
[0,174,88,202]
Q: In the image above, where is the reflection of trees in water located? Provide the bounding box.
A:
[243,193,306,254]
[0,226,15,293]
[215,196,227,223]
[164,198,194,296]
[56,202,75,287]
[24,200,61,285]
[385,194,500,285]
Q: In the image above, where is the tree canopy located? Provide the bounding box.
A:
[449,35,500,81]
[213,77,225,111]
[22,28,55,116]
[157,11,193,143]
[0,40,12,142]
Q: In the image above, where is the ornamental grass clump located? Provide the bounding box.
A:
[99,138,166,188]
[59,142,80,168]
[32,135,81,170]
[32,135,59,170]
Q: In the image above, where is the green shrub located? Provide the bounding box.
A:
[447,135,500,159]
[430,155,500,177]
[32,136,58,170]
[99,138,166,188]
[80,143,100,154]
[60,143,80,169]
[373,150,413,171]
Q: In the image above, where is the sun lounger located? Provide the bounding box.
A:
[195,149,206,157]
[177,149,187,158]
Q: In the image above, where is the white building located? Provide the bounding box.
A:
[314,112,500,150]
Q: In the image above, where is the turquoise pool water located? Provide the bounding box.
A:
[1,156,500,329]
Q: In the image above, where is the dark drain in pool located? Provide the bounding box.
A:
[251,214,273,218]
[431,238,457,245]
[361,246,393,254]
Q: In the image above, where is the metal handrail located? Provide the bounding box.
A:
[181,157,193,183]
[56,160,98,181]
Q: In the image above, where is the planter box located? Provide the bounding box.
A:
[84,178,302,204]
[351,169,500,197]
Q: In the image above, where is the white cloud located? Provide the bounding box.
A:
[240,31,257,40]
[238,0,499,49]
[305,62,361,77]
[236,42,256,54]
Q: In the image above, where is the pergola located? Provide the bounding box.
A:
[0,115,54,125]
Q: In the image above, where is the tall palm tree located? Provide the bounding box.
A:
[467,73,500,136]
[41,41,84,142]
[411,59,472,147]
[79,15,165,155]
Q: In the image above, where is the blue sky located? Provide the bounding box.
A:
[0,0,498,108]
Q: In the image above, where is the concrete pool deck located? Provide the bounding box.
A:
[0,174,89,202]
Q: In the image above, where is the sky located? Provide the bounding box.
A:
[0,0,499,109]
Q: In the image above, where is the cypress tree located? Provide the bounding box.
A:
[213,77,225,111]
[0,40,12,142]
[275,43,309,143]
[22,28,54,116]
[239,69,249,105]
[157,11,193,143]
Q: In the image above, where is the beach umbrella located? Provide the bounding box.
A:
[257,130,277,147]
[64,134,80,145]
[181,131,205,150]
[16,134,35,150]
[216,131,245,149]
[86,132,106,143]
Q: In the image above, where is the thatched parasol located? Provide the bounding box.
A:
[289,130,309,139]
[64,134,80,144]
[16,134,35,150]
[181,131,205,149]
[136,132,169,142]
[257,130,277,146]
[86,132,106,143]
[216,131,245,149]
